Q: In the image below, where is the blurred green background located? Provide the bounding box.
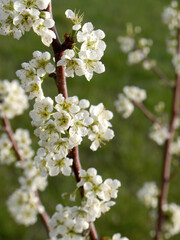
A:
[0,0,179,239]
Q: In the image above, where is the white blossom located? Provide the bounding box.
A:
[170,137,180,155]
[112,233,129,240]
[117,36,135,53]
[16,51,55,99]
[57,49,84,78]
[0,80,28,119]
[7,189,43,226]
[137,182,159,209]
[128,50,146,64]
[30,97,54,124]
[123,86,147,102]
[48,204,89,240]
[33,18,56,47]
[114,94,134,119]
[53,110,72,132]
[163,203,180,239]
[88,103,114,151]
[65,9,83,31]
[46,156,73,177]
[149,123,170,146]
[0,0,56,46]
[0,133,15,164]
[162,1,180,30]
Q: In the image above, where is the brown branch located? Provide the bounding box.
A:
[132,100,161,125]
[151,65,174,88]
[47,2,98,239]
[36,191,51,233]
[154,28,180,240]
[3,116,24,163]
[2,115,50,234]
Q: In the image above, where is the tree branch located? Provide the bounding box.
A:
[2,116,24,163]
[132,100,161,125]
[151,65,174,88]
[2,116,50,234]
[154,27,180,240]
[47,2,98,239]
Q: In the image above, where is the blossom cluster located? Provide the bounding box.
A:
[58,10,106,81]
[149,123,170,146]
[0,128,33,164]
[31,95,114,177]
[0,0,56,46]
[170,136,180,155]
[0,126,48,225]
[7,189,44,226]
[117,23,154,69]
[137,182,159,209]
[16,50,55,99]
[111,233,129,240]
[65,9,83,31]
[162,203,180,239]
[163,2,179,56]
[49,168,121,239]
[7,157,48,227]
[114,86,146,118]
[162,1,180,30]
[0,79,28,119]
[162,1,180,72]
[137,182,180,239]
[0,133,14,164]
[115,86,171,146]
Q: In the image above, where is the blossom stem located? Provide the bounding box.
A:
[48,2,99,239]
[151,65,174,88]
[155,27,180,240]
[2,115,50,234]
[132,100,161,125]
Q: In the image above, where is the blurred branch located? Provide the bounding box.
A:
[2,115,50,234]
[151,65,174,88]
[3,116,24,163]
[155,27,180,240]
[132,100,161,125]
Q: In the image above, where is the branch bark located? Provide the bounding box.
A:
[154,28,180,240]
[47,2,98,239]
[2,116,50,234]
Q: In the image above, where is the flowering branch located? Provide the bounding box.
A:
[1,115,50,234]
[47,2,98,239]
[155,27,180,240]
[132,100,161,125]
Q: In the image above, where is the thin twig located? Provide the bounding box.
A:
[3,116,24,163]
[2,115,50,234]
[151,65,174,88]
[155,27,180,240]
[47,2,98,240]
[132,100,161,125]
